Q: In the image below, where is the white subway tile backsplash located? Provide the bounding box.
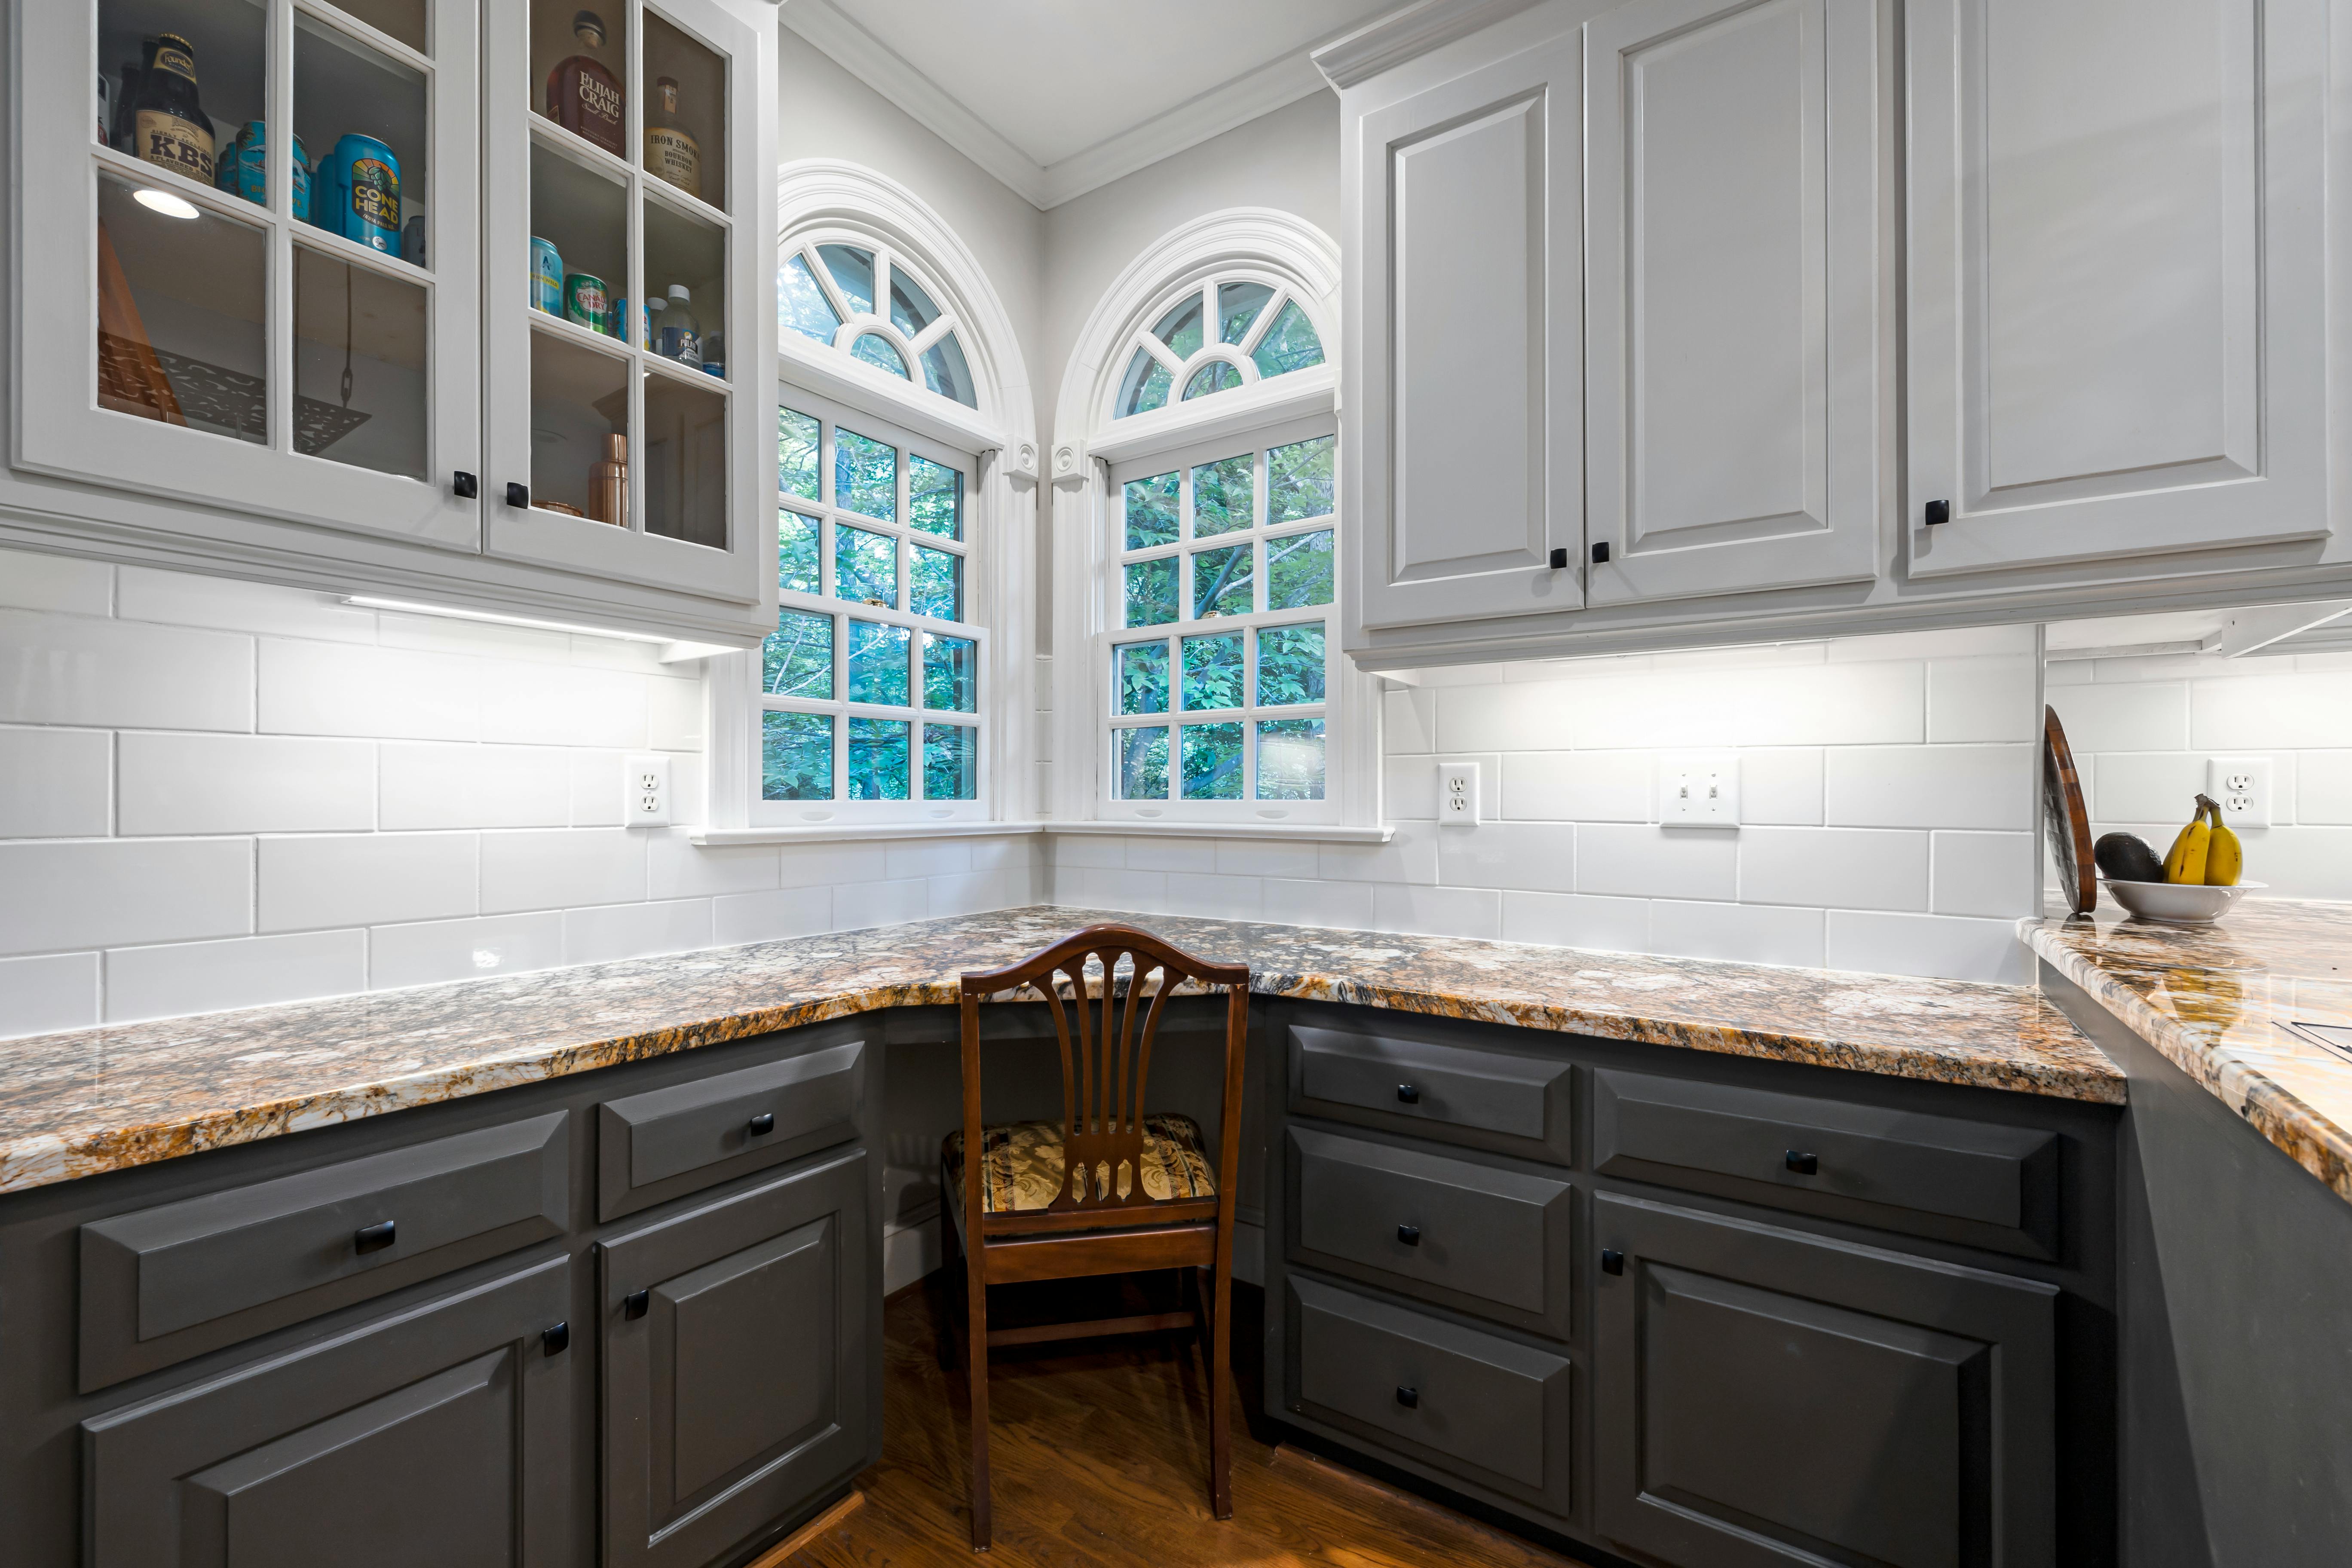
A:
[1260,876,1375,930]
[2090,752,2211,826]
[1052,833,1124,869]
[1740,826,1929,912]
[0,609,252,730]
[1823,745,2033,831]
[370,912,566,989]
[568,750,626,825]
[378,609,573,663]
[778,841,890,888]
[478,662,649,749]
[260,833,478,931]
[1124,836,1215,873]
[117,568,375,642]
[1927,657,2038,743]
[106,929,368,1023]
[2047,682,2187,752]
[648,833,779,899]
[1384,687,1436,754]
[1930,830,2036,918]
[563,899,713,965]
[1733,663,1926,747]
[1320,821,1437,885]
[378,742,570,831]
[0,727,112,837]
[1501,750,1650,822]
[1824,910,2028,985]
[1437,684,1576,753]
[886,839,973,879]
[1436,821,1575,893]
[1216,837,1316,879]
[1499,890,1651,953]
[480,828,646,913]
[1650,901,1825,968]
[0,838,252,955]
[2298,753,2352,824]
[648,678,703,750]
[2224,827,2352,900]
[1739,748,1825,826]
[835,877,930,930]
[259,640,477,741]
[1373,882,1501,940]
[1163,872,1263,919]
[2192,673,2352,750]
[121,733,374,835]
[0,548,110,615]
[0,952,101,1038]
[1576,824,1737,901]
[712,887,836,944]
[927,869,1014,918]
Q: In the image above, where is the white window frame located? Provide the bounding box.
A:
[1107,270,1328,420]
[777,230,982,411]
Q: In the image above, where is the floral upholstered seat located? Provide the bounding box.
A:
[941,1112,1216,1226]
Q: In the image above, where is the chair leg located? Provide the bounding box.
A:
[1210,1249,1233,1519]
[966,1236,992,1551]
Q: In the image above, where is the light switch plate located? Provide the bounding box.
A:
[1439,761,1480,826]
[1660,751,1741,827]
[2205,756,2272,828]
[625,753,672,827]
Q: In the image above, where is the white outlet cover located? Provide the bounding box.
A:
[2205,756,2273,828]
[1659,751,1742,827]
[1439,760,1481,827]
[625,752,673,827]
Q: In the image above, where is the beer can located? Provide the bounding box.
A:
[322,132,401,252]
[224,122,309,222]
[563,272,612,335]
[529,237,564,315]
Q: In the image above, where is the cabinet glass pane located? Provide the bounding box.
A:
[643,10,725,211]
[295,9,426,260]
[1115,726,1169,800]
[645,198,724,373]
[100,5,263,187]
[1180,723,1243,800]
[1257,719,1325,800]
[761,710,832,800]
[1267,528,1334,609]
[533,3,627,157]
[528,327,628,521]
[924,723,977,800]
[642,371,726,549]
[763,608,831,699]
[95,170,266,444]
[528,141,628,339]
[848,717,909,800]
[845,620,909,705]
[910,545,960,622]
[294,248,426,478]
[922,632,977,713]
[322,0,427,54]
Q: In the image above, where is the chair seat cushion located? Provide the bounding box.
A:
[943,1113,1216,1225]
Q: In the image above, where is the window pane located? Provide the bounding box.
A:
[1182,361,1241,401]
[1190,545,1254,619]
[845,620,910,705]
[836,524,898,605]
[1180,723,1243,800]
[1257,718,1326,800]
[1219,281,1273,344]
[1153,291,1204,359]
[1267,528,1334,609]
[911,544,962,621]
[1115,641,1169,715]
[923,631,977,711]
[1116,347,1171,418]
[921,331,977,407]
[848,717,910,799]
[888,264,940,337]
[778,407,821,501]
[909,456,962,538]
[1115,727,1169,800]
[1123,471,1179,550]
[778,511,822,594]
[924,723,977,799]
[763,609,833,698]
[1256,624,1326,706]
[762,710,833,800]
[851,332,908,378]
[778,253,841,344]
[1268,435,1335,524]
[1123,557,1177,627]
[1180,632,1244,712]
[1252,300,1325,378]
[834,429,896,520]
[817,243,875,314]
[1191,454,1254,537]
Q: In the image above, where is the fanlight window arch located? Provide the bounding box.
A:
[1111,274,1325,420]
[778,238,979,409]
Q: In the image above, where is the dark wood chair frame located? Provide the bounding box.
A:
[945,922,1251,1552]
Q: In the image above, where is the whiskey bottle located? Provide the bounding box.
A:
[133,34,215,185]
[644,76,701,199]
[544,11,624,156]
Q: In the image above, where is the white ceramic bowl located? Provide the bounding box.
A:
[2101,878,2265,925]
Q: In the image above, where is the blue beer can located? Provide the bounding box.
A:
[530,236,563,314]
[222,122,310,221]
[321,133,401,252]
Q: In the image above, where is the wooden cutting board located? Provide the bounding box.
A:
[2043,704,2096,915]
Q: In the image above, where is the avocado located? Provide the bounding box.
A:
[2095,831,2165,884]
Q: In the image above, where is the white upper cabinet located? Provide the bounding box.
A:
[1904,0,2329,577]
[1347,30,1585,634]
[1583,0,1881,604]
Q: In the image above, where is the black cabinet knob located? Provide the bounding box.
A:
[453,471,478,499]
[1395,1084,1420,1105]
[625,1288,651,1320]
[1547,546,1568,569]
[1395,1385,1419,1409]
[1396,1223,1421,1246]
[354,1219,396,1255]
[748,1112,775,1136]
[505,481,530,509]
[1924,498,1951,526]
[542,1322,569,1355]
[1591,541,1611,564]
[1785,1150,1819,1175]
[1601,1249,1625,1275]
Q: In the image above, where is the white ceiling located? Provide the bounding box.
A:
[784,0,1401,207]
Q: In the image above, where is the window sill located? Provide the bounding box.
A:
[1050,820,1393,844]
[688,820,1393,847]
[691,822,1044,846]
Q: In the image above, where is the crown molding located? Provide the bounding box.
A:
[1035,51,1331,208]
[1311,0,1546,88]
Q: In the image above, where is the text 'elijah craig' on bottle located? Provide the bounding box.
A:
[545,10,623,156]
[135,34,215,185]
[644,76,701,199]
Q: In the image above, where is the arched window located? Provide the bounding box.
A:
[778,238,980,409]
[1110,274,1326,419]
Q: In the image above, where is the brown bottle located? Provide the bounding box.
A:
[643,77,701,199]
[588,433,628,525]
[134,34,215,184]
[544,10,624,155]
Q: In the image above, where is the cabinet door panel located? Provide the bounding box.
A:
[1906,0,2328,574]
[1584,0,1880,603]
[1353,33,1584,630]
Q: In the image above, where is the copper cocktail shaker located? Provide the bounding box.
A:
[588,433,627,525]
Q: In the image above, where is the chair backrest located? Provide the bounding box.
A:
[959,922,1250,1223]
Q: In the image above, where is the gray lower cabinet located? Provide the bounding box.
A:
[82,1256,573,1568]
[598,1146,879,1568]
[1591,1193,2057,1568]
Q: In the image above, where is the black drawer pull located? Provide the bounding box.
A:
[542,1321,569,1355]
[625,1288,651,1319]
[1601,1249,1625,1275]
[1396,1083,1420,1105]
[1395,1385,1419,1409]
[1396,1223,1421,1246]
[1785,1150,1819,1175]
[452,470,478,499]
[354,1220,397,1255]
[505,481,530,509]
[748,1112,775,1136]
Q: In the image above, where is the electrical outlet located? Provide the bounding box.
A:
[625,753,672,827]
[1659,751,1741,827]
[1439,761,1480,826]
[2205,756,2272,828]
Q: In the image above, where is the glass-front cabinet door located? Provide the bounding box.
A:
[481,0,771,600]
[22,0,481,548]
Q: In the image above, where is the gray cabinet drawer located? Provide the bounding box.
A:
[1285,1273,1574,1520]
[1593,1069,2061,1256]
[597,1038,868,1220]
[80,1112,569,1391]
[1286,1126,1574,1339]
[1289,1024,1574,1164]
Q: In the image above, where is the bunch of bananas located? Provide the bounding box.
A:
[2162,793,2243,887]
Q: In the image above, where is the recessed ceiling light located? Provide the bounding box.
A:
[132,188,200,221]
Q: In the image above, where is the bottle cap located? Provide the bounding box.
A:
[603,434,628,462]
[668,284,691,302]
[572,11,606,45]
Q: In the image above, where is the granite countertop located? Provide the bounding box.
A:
[0,906,2117,1195]
[2024,897,2352,1205]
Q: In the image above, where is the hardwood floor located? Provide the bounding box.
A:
[787,1273,1589,1568]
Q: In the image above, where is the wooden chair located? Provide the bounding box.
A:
[943,921,1250,1551]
